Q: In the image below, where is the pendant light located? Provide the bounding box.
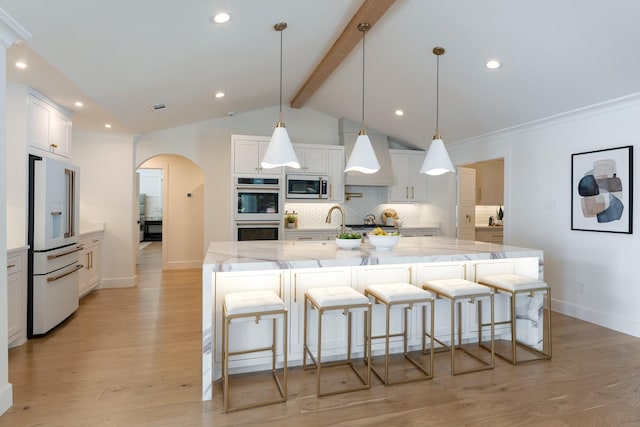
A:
[344,22,380,174]
[261,22,300,169]
[420,47,455,176]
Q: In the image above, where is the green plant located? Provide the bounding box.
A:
[286,215,296,223]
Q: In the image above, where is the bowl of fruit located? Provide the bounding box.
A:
[335,232,362,250]
[367,227,400,251]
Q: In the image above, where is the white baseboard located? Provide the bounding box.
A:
[164,260,202,270]
[552,298,640,338]
[0,382,13,415]
[98,275,137,289]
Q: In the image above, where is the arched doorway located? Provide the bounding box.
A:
[137,154,204,270]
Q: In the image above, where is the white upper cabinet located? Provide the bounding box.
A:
[388,150,428,203]
[327,147,344,202]
[287,145,327,174]
[27,89,72,158]
[232,135,283,176]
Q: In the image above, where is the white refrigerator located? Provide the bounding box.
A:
[28,154,83,337]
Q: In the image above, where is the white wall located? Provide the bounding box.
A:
[138,168,162,218]
[136,105,340,249]
[72,132,137,288]
[448,95,640,337]
[0,32,13,416]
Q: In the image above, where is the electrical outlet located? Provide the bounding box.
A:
[577,281,586,295]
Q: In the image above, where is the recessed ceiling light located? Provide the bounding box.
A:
[75,101,84,107]
[15,61,27,69]
[485,59,501,69]
[394,109,404,116]
[214,91,225,98]
[104,124,112,129]
[211,12,230,24]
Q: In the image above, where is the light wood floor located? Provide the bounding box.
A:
[2,242,640,426]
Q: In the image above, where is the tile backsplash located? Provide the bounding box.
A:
[284,186,441,229]
[476,205,504,226]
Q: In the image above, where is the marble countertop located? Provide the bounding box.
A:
[285,225,441,232]
[203,236,542,273]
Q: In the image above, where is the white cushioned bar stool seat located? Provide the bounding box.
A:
[364,283,435,385]
[477,274,552,364]
[304,286,372,396]
[422,278,495,375]
[222,290,287,412]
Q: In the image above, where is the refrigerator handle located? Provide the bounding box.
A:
[65,168,75,238]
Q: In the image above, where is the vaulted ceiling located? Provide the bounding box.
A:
[4,0,640,148]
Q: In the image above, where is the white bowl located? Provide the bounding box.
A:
[335,238,361,250]
[367,234,400,251]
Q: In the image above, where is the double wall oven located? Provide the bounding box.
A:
[234,177,282,241]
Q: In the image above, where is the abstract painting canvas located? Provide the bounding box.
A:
[571,145,633,233]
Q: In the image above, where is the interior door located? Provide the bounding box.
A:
[457,167,476,240]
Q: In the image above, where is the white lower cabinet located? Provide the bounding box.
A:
[289,267,354,361]
[79,231,103,298]
[400,227,439,237]
[7,248,28,348]
[283,231,331,241]
[214,270,288,373]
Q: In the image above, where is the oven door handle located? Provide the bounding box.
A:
[235,221,281,227]
[235,186,281,192]
[47,264,84,282]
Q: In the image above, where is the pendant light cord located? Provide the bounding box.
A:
[435,53,440,137]
[279,27,283,123]
[361,28,366,130]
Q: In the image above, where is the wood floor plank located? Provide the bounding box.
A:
[1,242,640,426]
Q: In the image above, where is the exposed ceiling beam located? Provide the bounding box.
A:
[290,0,396,109]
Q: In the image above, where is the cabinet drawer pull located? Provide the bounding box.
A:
[7,264,16,269]
[298,237,313,240]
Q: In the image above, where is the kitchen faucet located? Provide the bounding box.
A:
[325,205,346,235]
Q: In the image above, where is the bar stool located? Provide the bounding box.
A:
[477,273,552,364]
[422,278,495,375]
[303,286,372,396]
[364,282,435,385]
[222,290,287,412]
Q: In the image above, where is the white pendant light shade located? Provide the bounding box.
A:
[345,133,380,173]
[419,138,454,175]
[261,21,300,169]
[344,22,379,174]
[262,124,300,169]
[420,46,455,176]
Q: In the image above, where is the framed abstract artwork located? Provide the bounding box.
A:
[571,145,633,233]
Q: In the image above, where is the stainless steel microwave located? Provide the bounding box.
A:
[286,174,329,199]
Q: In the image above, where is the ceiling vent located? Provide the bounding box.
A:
[149,103,167,112]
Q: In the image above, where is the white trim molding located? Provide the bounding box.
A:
[0,8,31,47]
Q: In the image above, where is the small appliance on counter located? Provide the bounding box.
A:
[381,208,399,226]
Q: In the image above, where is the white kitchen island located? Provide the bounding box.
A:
[202,236,544,401]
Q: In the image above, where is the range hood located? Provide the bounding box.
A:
[339,117,394,186]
